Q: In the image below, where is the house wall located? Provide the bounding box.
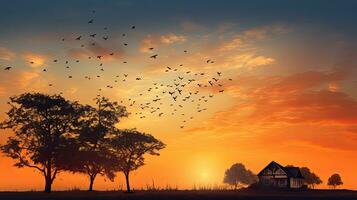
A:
[259,176,288,188]
[290,178,304,188]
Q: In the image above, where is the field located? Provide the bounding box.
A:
[0,189,356,200]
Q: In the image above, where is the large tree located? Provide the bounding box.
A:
[223,163,257,189]
[0,93,83,192]
[327,173,343,189]
[65,97,128,191]
[109,129,165,192]
[300,167,322,188]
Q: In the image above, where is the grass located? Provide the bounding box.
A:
[0,189,356,200]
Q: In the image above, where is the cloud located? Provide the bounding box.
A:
[139,33,187,53]
[219,37,244,51]
[0,47,16,61]
[160,33,186,44]
[246,56,275,68]
[139,35,159,53]
[22,52,47,67]
[221,53,275,69]
[219,23,291,52]
[243,23,292,40]
[68,42,124,61]
[16,71,40,88]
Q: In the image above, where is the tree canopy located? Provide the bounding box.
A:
[0,93,166,193]
[299,167,322,188]
[223,163,257,189]
[0,93,84,192]
[109,129,166,192]
[64,97,128,191]
[328,173,343,189]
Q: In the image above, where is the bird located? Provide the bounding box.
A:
[4,66,11,70]
[131,25,135,29]
[150,54,158,59]
[90,33,97,37]
[88,19,94,23]
[76,36,82,40]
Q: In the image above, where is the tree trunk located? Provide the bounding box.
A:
[44,163,52,193]
[124,172,131,193]
[88,174,96,191]
[44,172,52,193]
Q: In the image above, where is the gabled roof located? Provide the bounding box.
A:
[284,167,304,179]
[258,161,304,179]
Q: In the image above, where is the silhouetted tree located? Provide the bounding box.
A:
[300,167,322,188]
[109,129,165,192]
[286,165,322,189]
[0,93,83,193]
[223,163,257,189]
[328,173,343,189]
[64,97,128,191]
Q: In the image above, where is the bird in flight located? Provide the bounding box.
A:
[4,66,11,70]
[150,54,158,59]
[88,19,94,24]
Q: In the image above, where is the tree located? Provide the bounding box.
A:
[328,173,343,189]
[65,97,128,191]
[0,93,83,192]
[223,163,257,189]
[109,129,165,192]
[299,167,322,189]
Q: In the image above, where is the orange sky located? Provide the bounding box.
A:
[0,1,357,191]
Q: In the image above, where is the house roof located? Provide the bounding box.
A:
[257,161,304,179]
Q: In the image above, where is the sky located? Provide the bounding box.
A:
[0,0,357,191]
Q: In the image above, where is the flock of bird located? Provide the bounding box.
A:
[2,10,234,129]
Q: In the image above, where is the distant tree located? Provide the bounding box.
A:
[327,173,343,189]
[299,167,322,188]
[64,97,128,191]
[223,163,258,189]
[109,129,165,192]
[0,93,83,193]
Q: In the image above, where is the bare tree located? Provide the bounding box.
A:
[0,93,83,192]
[109,129,165,192]
[223,163,257,189]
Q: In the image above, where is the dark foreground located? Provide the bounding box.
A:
[0,189,356,200]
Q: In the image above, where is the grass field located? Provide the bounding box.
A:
[0,189,356,200]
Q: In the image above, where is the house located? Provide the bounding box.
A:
[257,161,304,188]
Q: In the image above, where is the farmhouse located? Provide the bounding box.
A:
[257,161,304,188]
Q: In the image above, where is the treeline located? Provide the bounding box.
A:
[0,93,165,193]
